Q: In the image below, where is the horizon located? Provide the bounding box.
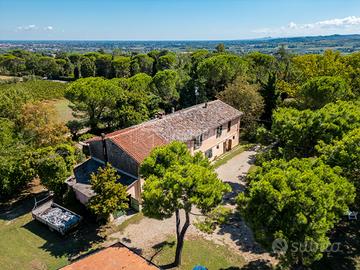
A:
[1,0,360,40]
[1,33,359,42]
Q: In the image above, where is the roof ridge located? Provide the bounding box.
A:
[106,100,222,139]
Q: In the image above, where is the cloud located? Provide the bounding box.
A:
[253,16,360,37]
[16,24,55,32]
[16,24,38,31]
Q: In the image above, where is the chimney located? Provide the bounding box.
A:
[171,107,175,113]
[203,102,208,108]
[101,133,108,163]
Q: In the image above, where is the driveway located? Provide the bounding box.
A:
[215,148,257,184]
[108,147,275,266]
[215,148,257,205]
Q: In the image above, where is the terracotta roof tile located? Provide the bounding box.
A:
[87,100,242,163]
[109,126,168,163]
[60,243,159,270]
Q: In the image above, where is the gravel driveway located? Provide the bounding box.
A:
[109,147,275,266]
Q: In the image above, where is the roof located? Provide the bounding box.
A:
[74,158,137,186]
[69,158,138,198]
[89,100,242,163]
[109,127,167,163]
[60,243,159,270]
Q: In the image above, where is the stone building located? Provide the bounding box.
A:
[67,100,242,210]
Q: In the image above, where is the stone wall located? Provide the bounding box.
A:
[89,139,139,177]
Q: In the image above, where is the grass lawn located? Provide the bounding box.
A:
[213,144,253,168]
[152,236,246,270]
[43,98,75,124]
[0,194,104,270]
[247,165,258,175]
[116,213,144,232]
[0,75,21,81]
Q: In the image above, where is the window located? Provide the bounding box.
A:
[205,148,213,159]
[216,145,219,149]
[194,134,203,149]
[216,125,223,138]
[227,121,231,132]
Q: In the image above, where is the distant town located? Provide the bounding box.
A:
[1,34,360,54]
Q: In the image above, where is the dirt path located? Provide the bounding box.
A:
[109,147,275,265]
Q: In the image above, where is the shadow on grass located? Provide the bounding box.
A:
[0,190,48,221]
[220,258,272,269]
[1,187,107,263]
[150,240,175,265]
[23,218,105,260]
[239,259,272,270]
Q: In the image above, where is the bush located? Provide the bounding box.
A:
[78,133,95,142]
[194,206,232,234]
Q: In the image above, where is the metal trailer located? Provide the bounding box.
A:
[32,195,82,235]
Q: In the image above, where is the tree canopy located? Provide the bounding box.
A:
[140,141,230,266]
[299,76,352,109]
[88,163,129,219]
[238,158,355,267]
[218,76,264,135]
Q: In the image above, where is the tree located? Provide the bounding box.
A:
[292,50,346,83]
[65,77,120,131]
[18,102,69,147]
[318,128,360,208]
[245,52,276,85]
[151,70,180,107]
[66,120,84,140]
[260,73,279,128]
[0,118,32,197]
[69,53,83,79]
[111,89,153,129]
[344,52,360,97]
[215,43,226,53]
[140,142,230,267]
[37,151,69,196]
[217,76,264,135]
[197,54,248,100]
[299,76,352,109]
[130,54,154,76]
[237,158,355,268]
[111,56,131,78]
[157,52,177,71]
[95,54,112,78]
[37,56,61,78]
[28,144,77,197]
[88,163,129,219]
[80,57,96,77]
[272,100,360,159]
[0,54,26,75]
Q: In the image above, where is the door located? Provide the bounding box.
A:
[227,139,232,151]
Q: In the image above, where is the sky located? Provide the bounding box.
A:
[0,0,360,40]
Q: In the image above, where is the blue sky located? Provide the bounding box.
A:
[0,0,360,40]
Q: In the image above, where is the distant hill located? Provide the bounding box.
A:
[1,34,360,54]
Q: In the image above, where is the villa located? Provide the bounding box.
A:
[67,100,243,210]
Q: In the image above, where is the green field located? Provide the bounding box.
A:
[44,98,75,123]
[152,236,247,270]
[0,195,103,270]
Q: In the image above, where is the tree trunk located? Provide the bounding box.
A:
[174,209,190,267]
